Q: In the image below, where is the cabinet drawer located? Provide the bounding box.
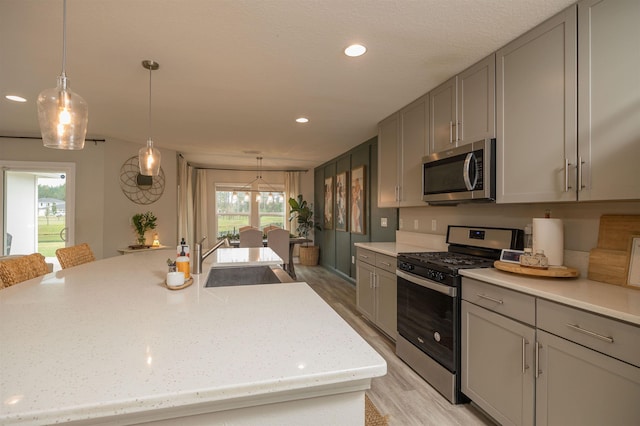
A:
[375,253,396,274]
[537,299,640,368]
[462,278,535,326]
[356,248,376,266]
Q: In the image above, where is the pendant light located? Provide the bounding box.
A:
[138,60,162,176]
[37,0,88,150]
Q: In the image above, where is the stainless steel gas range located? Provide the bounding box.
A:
[396,225,523,404]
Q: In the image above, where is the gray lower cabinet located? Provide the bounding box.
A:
[356,248,397,340]
[536,299,640,426]
[462,280,536,426]
[463,277,640,425]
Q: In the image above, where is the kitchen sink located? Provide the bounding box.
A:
[204,265,292,287]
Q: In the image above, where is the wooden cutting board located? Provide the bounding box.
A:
[588,215,640,287]
[494,261,579,278]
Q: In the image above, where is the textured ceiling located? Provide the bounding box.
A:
[0,0,575,170]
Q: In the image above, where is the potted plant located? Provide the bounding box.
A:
[288,194,321,266]
[132,211,157,247]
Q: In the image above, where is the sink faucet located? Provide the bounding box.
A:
[193,236,230,274]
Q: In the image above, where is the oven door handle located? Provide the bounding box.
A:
[396,270,456,297]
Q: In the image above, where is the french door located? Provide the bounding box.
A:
[0,161,75,264]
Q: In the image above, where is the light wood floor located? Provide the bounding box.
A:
[294,264,494,426]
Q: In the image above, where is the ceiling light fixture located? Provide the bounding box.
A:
[344,44,367,57]
[231,157,281,203]
[37,0,88,150]
[295,117,309,123]
[5,95,27,103]
[138,60,161,176]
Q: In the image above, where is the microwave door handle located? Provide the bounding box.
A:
[463,152,478,190]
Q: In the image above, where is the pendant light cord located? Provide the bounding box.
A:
[148,66,152,140]
[61,0,67,77]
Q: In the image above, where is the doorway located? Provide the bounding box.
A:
[1,161,75,267]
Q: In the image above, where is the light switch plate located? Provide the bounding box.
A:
[628,237,640,287]
[381,217,388,227]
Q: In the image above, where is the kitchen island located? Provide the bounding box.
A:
[0,250,386,425]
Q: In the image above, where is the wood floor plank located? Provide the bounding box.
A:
[295,264,493,426]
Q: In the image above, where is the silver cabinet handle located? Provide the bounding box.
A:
[380,262,391,267]
[535,342,541,378]
[359,254,370,259]
[522,338,529,374]
[564,158,572,191]
[578,157,585,190]
[449,121,454,144]
[477,293,504,304]
[566,323,614,343]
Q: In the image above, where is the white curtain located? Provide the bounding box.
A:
[177,155,194,247]
[194,169,209,246]
[284,171,301,231]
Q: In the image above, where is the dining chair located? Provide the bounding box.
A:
[262,225,281,234]
[56,243,96,269]
[266,228,289,272]
[0,253,50,289]
[238,226,258,233]
[239,228,263,248]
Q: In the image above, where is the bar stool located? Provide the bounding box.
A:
[56,243,96,269]
[0,253,50,289]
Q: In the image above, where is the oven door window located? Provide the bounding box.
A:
[397,275,457,372]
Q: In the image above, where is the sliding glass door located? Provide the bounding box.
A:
[1,161,75,264]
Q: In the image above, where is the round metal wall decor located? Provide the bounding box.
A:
[119,156,165,205]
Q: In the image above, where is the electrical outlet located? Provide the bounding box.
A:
[414,219,419,230]
[381,217,388,227]
[431,219,437,231]
[628,238,640,287]
[351,255,355,264]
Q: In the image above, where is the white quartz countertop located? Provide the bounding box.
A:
[212,246,282,267]
[354,242,440,257]
[0,250,386,425]
[460,268,640,326]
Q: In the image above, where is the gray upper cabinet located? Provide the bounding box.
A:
[431,54,496,153]
[430,77,457,153]
[377,113,400,207]
[577,0,640,201]
[496,6,577,204]
[377,94,428,208]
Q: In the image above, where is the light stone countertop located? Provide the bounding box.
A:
[354,242,441,258]
[461,268,640,326]
[0,250,386,425]
[212,247,282,266]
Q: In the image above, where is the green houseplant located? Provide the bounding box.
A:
[288,195,321,265]
[132,211,157,246]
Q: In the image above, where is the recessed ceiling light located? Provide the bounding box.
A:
[296,117,309,123]
[344,44,367,57]
[5,95,27,102]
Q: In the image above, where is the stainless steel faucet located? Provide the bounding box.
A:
[193,236,230,274]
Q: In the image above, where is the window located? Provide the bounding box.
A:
[215,189,250,237]
[258,187,285,229]
[215,185,286,237]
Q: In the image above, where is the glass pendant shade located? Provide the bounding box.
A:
[37,76,88,150]
[138,138,161,176]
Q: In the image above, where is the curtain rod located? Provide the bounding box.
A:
[1,135,106,144]
[190,164,308,173]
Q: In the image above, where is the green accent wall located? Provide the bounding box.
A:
[314,136,398,282]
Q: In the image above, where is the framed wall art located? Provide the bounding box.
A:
[350,166,365,234]
[335,172,348,231]
[323,176,333,230]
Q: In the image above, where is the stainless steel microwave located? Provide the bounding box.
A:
[422,138,495,204]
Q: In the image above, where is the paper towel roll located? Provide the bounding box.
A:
[532,218,564,266]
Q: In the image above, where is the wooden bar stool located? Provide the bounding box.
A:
[0,253,50,289]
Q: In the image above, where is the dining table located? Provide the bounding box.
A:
[229,237,311,279]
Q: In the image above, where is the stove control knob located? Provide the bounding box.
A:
[433,331,441,342]
[436,272,445,281]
